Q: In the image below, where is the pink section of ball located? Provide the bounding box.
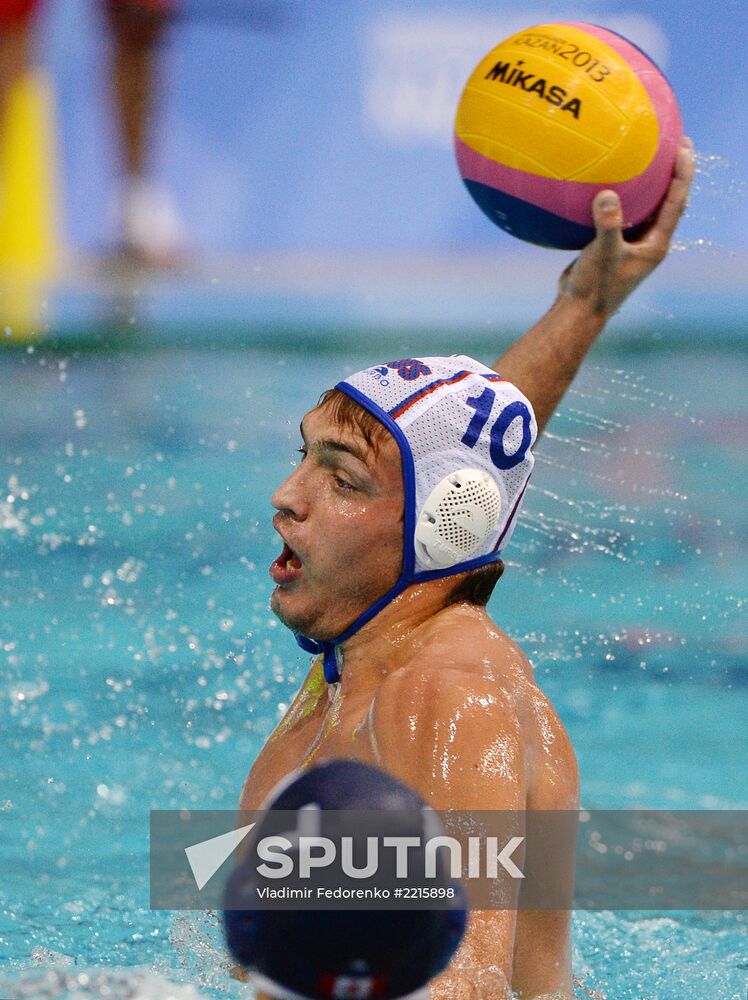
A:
[456,22,684,230]
[563,21,682,133]
[456,136,671,229]
[564,22,683,168]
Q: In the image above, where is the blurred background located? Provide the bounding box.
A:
[0,0,746,341]
[0,3,747,999]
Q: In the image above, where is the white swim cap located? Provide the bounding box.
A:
[296,355,536,681]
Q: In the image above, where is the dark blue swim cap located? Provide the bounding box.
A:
[223,760,467,1000]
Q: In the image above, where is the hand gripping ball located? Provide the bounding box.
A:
[454,22,683,249]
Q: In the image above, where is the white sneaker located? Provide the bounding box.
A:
[120,176,188,268]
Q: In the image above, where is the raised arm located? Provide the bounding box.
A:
[495,139,694,437]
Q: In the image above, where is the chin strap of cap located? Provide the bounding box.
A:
[294,634,341,683]
[292,547,501,686]
[292,573,413,685]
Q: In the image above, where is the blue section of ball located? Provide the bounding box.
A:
[463,179,595,250]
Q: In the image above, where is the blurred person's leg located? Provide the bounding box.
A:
[106,0,185,265]
[0,1,35,107]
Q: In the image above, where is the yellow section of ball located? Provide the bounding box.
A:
[455,22,659,182]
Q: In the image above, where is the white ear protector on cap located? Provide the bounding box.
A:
[414,468,502,570]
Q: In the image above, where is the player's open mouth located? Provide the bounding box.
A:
[269,542,303,585]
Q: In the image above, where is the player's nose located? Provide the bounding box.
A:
[271,464,310,520]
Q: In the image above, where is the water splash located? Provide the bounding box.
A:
[672,151,747,253]
[0,966,210,999]
[167,911,234,991]
[509,361,745,683]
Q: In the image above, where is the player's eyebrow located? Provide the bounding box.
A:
[299,420,371,467]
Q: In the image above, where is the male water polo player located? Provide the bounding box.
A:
[238,146,694,999]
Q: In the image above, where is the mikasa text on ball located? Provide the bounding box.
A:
[454,22,683,249]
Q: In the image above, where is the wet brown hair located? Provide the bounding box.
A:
[318,387,505,607]
[317,387,390,456]
[446,560,504,607]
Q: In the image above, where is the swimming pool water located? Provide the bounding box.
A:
[0,342,746,998]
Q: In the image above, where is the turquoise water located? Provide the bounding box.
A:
[0,342,746,998]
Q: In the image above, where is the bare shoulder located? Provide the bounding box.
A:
[377,603,525,711]
[416,602,532,673]
[370,604,578,810]
[366,607,525,808]
[370,667,524,809]
[393,602,535,691]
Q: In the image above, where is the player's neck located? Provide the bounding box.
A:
[335,580,455,695]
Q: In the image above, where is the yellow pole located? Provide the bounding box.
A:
[0,68,59,342]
